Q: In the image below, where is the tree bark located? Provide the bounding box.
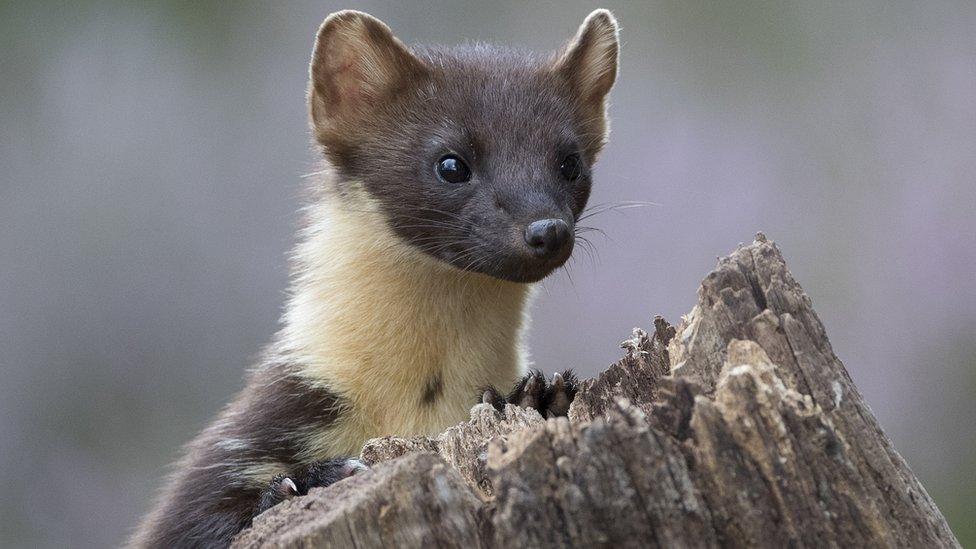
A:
[232,234,960,548]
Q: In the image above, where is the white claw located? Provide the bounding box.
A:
[344,459,368,476]
[282,477,298,495]
[552,372,564,387]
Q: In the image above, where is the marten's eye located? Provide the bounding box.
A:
[435,155,471,184]
[559,153,584,181]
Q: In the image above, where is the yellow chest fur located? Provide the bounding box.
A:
[280,192,532,459]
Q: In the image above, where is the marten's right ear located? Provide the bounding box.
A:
[308,11,426,135]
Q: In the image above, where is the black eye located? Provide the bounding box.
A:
[435,155,472,184]
[559,153,584,181]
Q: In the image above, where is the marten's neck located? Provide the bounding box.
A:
[278,183,532,445]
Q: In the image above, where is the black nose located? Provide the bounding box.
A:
[524,219,572,259]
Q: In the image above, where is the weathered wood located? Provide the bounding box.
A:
[360,402,545,497]
[232,234,959,548]
[232,452,489,549]
[566,315,674,425]
[667,234,957,547]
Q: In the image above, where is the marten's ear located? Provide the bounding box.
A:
[555,9,619,104]
[553,9,619,154]
[309,11,426,134]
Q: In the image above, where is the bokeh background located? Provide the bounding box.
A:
[2,1,974,546]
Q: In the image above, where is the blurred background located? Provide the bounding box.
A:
[2,1,974,546]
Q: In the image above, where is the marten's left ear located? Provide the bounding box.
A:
[553,10,619,152]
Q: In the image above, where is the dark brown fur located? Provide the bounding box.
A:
[131,357,344,547]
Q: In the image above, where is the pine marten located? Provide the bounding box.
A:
[131,9,619,548]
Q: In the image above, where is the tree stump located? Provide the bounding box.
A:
[232,234,960,548]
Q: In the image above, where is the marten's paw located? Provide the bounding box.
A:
[481,369,579,418]
[254,458,367,517]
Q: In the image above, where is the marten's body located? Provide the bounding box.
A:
[131,194,531,547]
[132,9,618,548]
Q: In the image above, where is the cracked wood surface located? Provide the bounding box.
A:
[233,234,959,549]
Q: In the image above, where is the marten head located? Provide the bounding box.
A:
[308,10,618,283]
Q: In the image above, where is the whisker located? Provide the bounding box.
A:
[572,238,593,267]
[577,200,660,222]
[300,169,329,179]
[575,225,608,239]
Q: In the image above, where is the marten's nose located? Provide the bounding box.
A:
[524,219,572,259]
